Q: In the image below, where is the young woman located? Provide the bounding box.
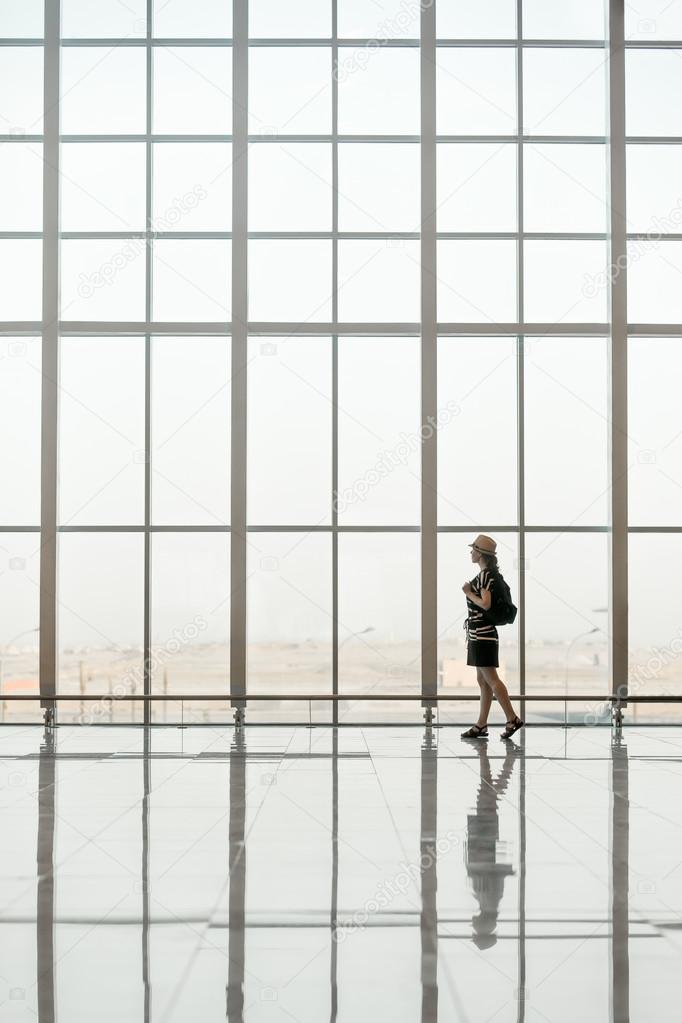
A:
[460,535,523,741]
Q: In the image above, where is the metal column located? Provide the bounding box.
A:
[38,0,61,720]
[420,0,438,711]
[607,0,629,711]
[230,0,249,714]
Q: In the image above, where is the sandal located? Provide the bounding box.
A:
[461,724,488,739]
[501,716,524,740]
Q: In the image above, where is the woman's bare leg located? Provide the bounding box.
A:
[479,667,518,722]
[476,668,493,727]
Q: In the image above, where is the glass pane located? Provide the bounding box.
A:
[437,143,516,231]
[60,142,146,231]
[524,532,609,694]
[250,0,330,37]
[0,47,43,132]
[151,533,229,716]
[438,532,519,699]
[338,533,420,696]
[437,0,516,38]
[0,337,41,526]
[626,0,682,40]
[0,0,43,36]
[337,240,420,322]
[249,240,332,321]
[437,338,517,525]
[153,142,232,231]
[152,337,231,525]
[59,339,145,526]
[247,337,331,525]
[247,532,333,691]
[0,142,42,230]
[337,48,420,135]
[523,0,606,38]
[338,0,420,38]
[629,535,682,697]
[523,241,608,323]
[61,0,147,37]
[61,239,146,321]
[0,534,40,705]
[437,241,517,322]
[152,240,231,321]
[153,47,232,134]
[153,0,232,37]
[523,144,607,232]
[0,241,42,319]
[524,339,608,525]
[61,48,146,134]
[629,338,682,526]
[58,533,144,699]
[337,338,420,526]
[626,144,682,233]
[627,241,682,323]
[626,50,682,136]
[248,142,332,231]
[436,49,516,135]
[338,142,419,231]
[523,49,606,136]
[249,47,331,135]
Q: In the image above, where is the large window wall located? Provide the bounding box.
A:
[1,0,681,721]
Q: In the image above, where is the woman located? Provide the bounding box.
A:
[460,534,523,740]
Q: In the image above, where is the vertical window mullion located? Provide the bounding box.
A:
[607,0,629,706]
[230,0,249,711]
[332,2,339,721]
[421,1,437,709]
[143,0,153,724]
[38,0,60,716]
[516,0,526,709]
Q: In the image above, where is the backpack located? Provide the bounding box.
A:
[484,571,517,626]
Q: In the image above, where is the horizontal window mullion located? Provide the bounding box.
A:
[436,525,609,532]
[57,525,232,532]
[437,38,607,48]
[59,135,233,143]
[59,38,233,47]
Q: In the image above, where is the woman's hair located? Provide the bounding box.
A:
[481,552,499,572]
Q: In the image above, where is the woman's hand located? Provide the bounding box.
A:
[462,581,473,597]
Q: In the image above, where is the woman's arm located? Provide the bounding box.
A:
[462,575,492,611]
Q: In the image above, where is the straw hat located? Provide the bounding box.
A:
[468,534,497,557]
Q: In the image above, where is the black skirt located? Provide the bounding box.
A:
[467,639,499,668]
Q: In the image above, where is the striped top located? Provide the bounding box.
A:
[465,569,499,642]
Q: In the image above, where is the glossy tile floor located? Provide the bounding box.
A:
[2,724,681,1022]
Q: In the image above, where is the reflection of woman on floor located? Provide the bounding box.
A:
[464,741,518,950]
